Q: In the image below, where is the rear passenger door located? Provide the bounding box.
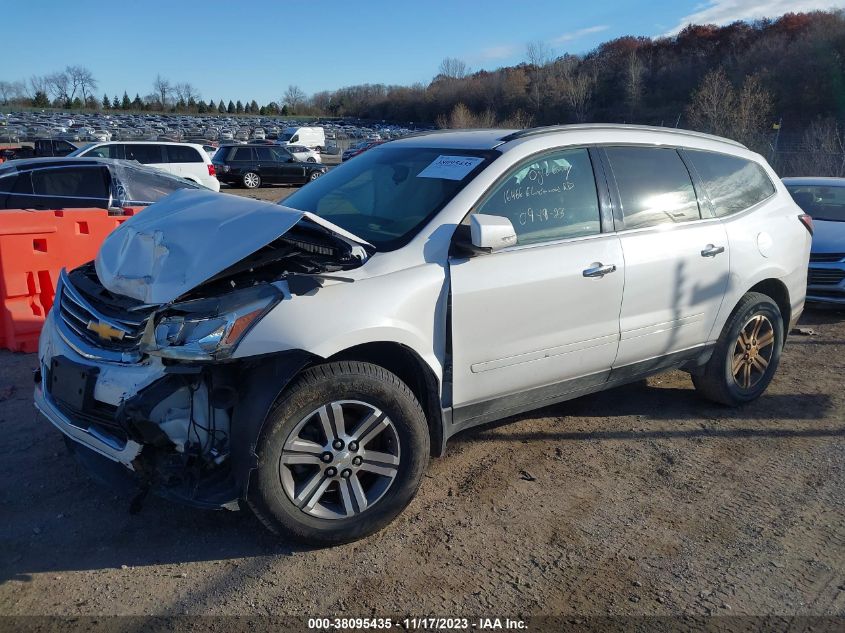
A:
[165,144,205,183]
[600,146,729,369]
[255,146,284,183]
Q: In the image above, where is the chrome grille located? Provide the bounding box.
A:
[57,269,149,353]
[807,269,845,286]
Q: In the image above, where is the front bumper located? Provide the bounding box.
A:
[807,263,845,305]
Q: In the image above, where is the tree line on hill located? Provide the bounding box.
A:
[2,11,845,173]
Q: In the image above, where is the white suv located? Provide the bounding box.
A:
[69,141,220,191]
[35,125,811,544]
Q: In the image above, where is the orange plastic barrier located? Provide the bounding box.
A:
[0,208,141,353]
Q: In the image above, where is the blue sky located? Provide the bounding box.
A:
[1,0,842,103]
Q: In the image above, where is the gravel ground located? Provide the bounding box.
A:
[1,300,844,618]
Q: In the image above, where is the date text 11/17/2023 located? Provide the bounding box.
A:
[307,617,528,630]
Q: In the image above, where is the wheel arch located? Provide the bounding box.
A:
[327,342,445,458]
[746,278,791,334]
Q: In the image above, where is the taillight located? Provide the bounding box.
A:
[798,213,814,236]
[207,164,216,177]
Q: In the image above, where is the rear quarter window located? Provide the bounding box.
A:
[232,147,255,161]
[166,145,204,163]
[685,150,775,217]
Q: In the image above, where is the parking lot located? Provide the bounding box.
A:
[1,306,843,618]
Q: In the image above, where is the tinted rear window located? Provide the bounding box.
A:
[605,147,701,229]
[166,145,204,163]
[125,144,164,164]
[232,147,255,161]
[686,150,775,217]
[785,184,845,222]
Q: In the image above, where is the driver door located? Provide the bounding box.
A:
[449,147,624,425]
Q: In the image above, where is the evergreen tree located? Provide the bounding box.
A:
[71,97,83,109]
[197,101,207,113]
[32,91,49,108]
[122,92,131,109]
[113,95,121,109]
[235,100,244,114]
[250,99,259,113]
[102,94,110,109]
[227,100,235,113]
[132,93,143,110]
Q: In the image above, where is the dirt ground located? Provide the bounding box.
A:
[1,295,844,622]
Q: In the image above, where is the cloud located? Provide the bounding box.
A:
[551,25,609,45]
[477,44,519,61]
[665,0,845,35]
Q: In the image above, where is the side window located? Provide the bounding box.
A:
[166,145,204,163]
[685,150,775,217]
[255,147,275,161]
[31,166,110,207]
[232,147,255,161]
[272,147,291,161]
[125,144,164,164]
[474,148,601,245]
[605,147,701,229]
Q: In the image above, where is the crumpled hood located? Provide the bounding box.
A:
[95,189,372,304]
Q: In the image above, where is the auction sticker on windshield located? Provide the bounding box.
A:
[417,155,485,180]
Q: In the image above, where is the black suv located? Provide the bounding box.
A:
[212,144,327,189]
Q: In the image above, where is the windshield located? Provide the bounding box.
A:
[67,143,96,157]
[282,145,496,250]
[787,184,845,222]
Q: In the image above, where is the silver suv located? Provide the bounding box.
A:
[36,125,811,544]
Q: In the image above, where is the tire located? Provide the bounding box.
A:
[248,361,430,545]
[242,171,261,189]
[692,292,784,406]
[306,157,316,163]
[308,171,321,181]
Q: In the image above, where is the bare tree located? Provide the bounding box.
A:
[788,119,845,176]
[625,51,645,120]
[687,68,772,151]
[526,40,553,112]
[436,103,496,129]
[174,82,200,103]
[153,74,171,109]
[686,68,736,138]
[283,84,307,112]
[438,57,469,80]
[65,66,96,104]
[46,71,70,105]
[28,75,48,99]
[553,56,595,122]
[0,81,13,104]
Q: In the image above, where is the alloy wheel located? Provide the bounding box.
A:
[279,400,401,519]
[731,314,776,389]
[244,172,260,188]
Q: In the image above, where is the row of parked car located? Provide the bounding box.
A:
[0,111,422,146]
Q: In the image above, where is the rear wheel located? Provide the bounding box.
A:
[242,171,261,188]
[248,361,430,545]
[306,157,316,163]
[692,292,783,406]
[308,171,321,181]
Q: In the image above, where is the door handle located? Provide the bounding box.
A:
[583,263,617,278]
[701,244,725,258]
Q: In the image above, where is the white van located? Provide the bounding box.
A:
[69,141,220,192]
[278,126,326,151]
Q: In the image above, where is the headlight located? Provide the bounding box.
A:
[142,284,282,361]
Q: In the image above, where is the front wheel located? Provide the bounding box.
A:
[242,171,261,188]
[248,361,430,544]
[692,292,783,406]
[308,171,321,181]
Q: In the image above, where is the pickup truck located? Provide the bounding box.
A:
[0,138,78,163]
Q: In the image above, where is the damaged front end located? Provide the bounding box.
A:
[35,190,372,510]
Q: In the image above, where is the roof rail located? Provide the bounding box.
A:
[498,124,747,149]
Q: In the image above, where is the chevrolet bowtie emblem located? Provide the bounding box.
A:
[86,320,127,342]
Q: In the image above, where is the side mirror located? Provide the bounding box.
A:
[470,214,517,252]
